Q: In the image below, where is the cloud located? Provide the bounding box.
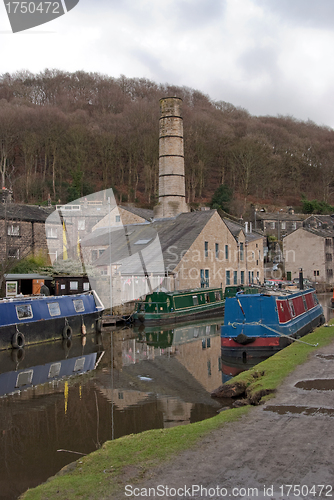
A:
[0,0,333,127]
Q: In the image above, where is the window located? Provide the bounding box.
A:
[46,226,58,238]
[73,299,85,312]
[192,295,199,306]
[48,363,61,378]
[47,302,61,317]
[292,222,297,230]
[16,304,33,320]
[326,253,332,261]
[7,224,20,236]
[327,269,333,277]
[78,219,85,231]
[326,238,332,247]
[135,239,152,245]
[204,241,208,258]
[314,270,320,276]
[240,270,245,285]
[205,293,210,303]
[115,215,121,223]
[226,270,230,286]
[271,222,275,229]
[83,282,90,291]
[233,271,238,285]
[225,244,229,260]
[281,222,286,230]
[98,249,105,257]
[70,281,78,291]
[8,248,19,259]
[288,299,296,317]
[200,269,209,288]
[215,243,219,259]
[91,249,98,261]
[74,358,85,371]
[215,291,221,301]
[240,242,244,261]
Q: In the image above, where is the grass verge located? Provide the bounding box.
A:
[20,322,334,500]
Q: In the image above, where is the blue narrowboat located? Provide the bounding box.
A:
[221,288,325,362]
[0,291,104,351]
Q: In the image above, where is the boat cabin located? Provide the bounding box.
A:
[137,287,223,314]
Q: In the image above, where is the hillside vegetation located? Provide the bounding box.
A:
[1,69,333,214]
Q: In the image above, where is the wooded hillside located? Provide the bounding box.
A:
[1,69,333,214]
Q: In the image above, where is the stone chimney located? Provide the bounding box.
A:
[154,97,189,218]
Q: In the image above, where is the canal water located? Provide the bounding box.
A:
[1,293,333,500]
[0,317,232,500]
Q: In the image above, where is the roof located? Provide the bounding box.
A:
[119,205,154,221]
[256,212,307,222]
[284,226,334,239]
[5,274,52,280]
[0,204,54,222]
[223,218,264,243]
[81,210,217,274]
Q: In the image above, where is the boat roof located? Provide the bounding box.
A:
[236,287,315,299]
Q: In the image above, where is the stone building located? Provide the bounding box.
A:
[0,204,54,263]
[80,209,265,305]
[255,211,306,240]
[283,226,334,284]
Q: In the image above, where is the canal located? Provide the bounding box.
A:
[0,318,230,500]
[1,293,333,500]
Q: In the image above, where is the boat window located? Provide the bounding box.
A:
[192,295,199,306]
[205,293,210,303]
[288,299,296,317]
[15,370,33,388]
[48,363,61,378]
[47,302,61,317]
[215,291,221,301]
[74,358,85,372]
[302,296,308,311]
[73,299,85,313]
[70,281,78,291]
[16,304,33,320]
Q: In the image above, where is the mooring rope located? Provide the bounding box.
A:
[227,321,319,347]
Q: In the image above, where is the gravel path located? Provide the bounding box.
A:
[114,340,334,500]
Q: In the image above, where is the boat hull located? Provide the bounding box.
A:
[0,292,103,350]
[134,302,224,325]
[221,289,325,361]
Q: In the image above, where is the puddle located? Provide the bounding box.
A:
[264,405,334,417]
[316,354,334,360]
[295,379,334,391]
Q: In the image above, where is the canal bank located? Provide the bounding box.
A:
[20,322,334,500]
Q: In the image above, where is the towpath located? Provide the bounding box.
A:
[114,340,334,500]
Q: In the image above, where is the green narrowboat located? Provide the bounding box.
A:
[133,287,224,324]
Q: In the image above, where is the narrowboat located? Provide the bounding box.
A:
[133,287,224,324]
[0,291,104,351]
[0,332,104,398]
[221,288,325,362]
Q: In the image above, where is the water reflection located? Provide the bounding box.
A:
[0,318,228,500]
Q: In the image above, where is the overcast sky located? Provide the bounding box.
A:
[1,0,334,128]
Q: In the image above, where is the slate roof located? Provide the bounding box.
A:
[0,204,54,223]
[256,212,306,222]
[295,226,334,239]
[120,205,154,221]
[81,210,217,274]
[223,218,263,243]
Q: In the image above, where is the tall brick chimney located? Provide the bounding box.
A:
[154,97,189,218]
